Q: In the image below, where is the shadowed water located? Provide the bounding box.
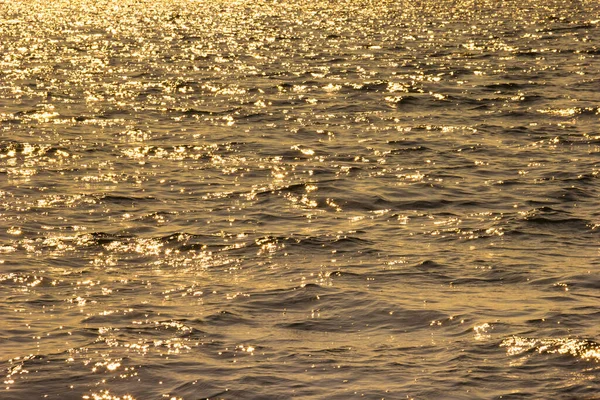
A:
[1,0,600,398]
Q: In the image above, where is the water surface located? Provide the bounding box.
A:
[1,0,600,398]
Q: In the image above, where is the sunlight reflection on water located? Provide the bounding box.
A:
[2,0,600,398]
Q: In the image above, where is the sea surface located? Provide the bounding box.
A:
[1,0,600,398]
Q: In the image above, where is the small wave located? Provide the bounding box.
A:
[0,141,70,159]
[98,194,158,204]
[179,107,240,116]
[203,310,255,327]
[483,82,530,91]
[390,145,430,153]
[519,207,592,231]
[501,336,600,362]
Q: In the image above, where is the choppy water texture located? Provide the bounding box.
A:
[1,0,600,398]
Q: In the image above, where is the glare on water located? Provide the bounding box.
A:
[1,0,600,398]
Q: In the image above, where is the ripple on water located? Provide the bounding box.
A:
[2,0,600,398]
